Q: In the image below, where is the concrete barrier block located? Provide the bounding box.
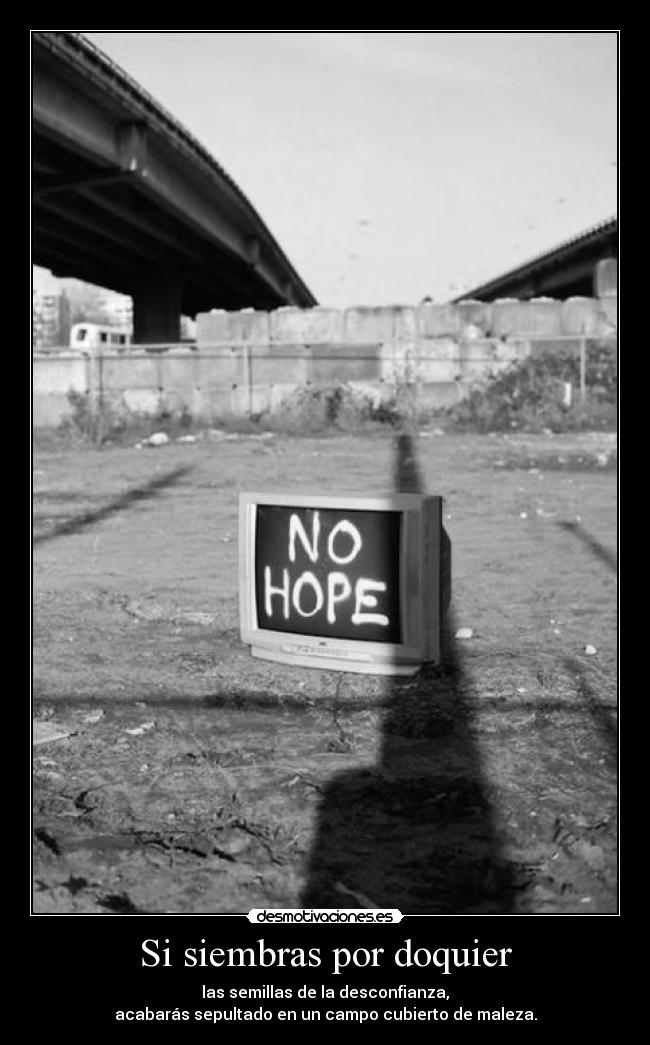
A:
[100,355,160,391]
[416,381,464,409]
[412,338,460,383]
[457,338,509,383]
[248,384,274,415]
[390,305,417,339]
[33,354,88,395]
[379,341,411,382]
[595,258,618,297]
[343,306,394,343]
[122,388,161,415]
[269,307,299,342]
[490,298,530,338]
[525,297,564,336]
[268,382,301,411]
[562,297,600,336]
[195,348,247,388]
[223,309,270,343]
[195,310,229,343]
[157,353,200,390]
[458,338,499,364]
[158,388,194,415]
[598,294,618,331]
[253,344,309,384]
[416,303,460,338]
[270,306,344,343]
[193,386,239,420]
[33,393,76,427]
[417,358,461,383]
[456,299,492,335]
[196,309,270,344]
[308,343,382,383]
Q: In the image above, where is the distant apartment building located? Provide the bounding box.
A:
[32,284,71,349]
[98,291,133,330]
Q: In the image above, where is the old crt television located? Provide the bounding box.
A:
[239,491,447,676]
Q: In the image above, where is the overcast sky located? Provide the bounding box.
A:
[37,31,618,308]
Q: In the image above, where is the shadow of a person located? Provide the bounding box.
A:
[301,432,516,913]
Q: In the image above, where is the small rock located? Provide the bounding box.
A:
[584,645,597,656]
[455,627,473,640]
[176,435,197,443]
[125,720,156,736]
[145,432,169,447]
[81,709,105,724]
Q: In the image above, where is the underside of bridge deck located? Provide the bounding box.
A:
[33,32,316,341]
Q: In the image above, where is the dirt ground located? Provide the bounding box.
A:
[32,427,617,914]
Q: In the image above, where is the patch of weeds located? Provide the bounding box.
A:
[259,383,405,434]
[61,393,206,447]
[432,343,617,433]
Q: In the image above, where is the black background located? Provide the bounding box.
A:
[28,914,623,1032]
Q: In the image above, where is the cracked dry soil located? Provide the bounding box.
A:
[33,430,617,913]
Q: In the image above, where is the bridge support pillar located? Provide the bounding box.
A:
[132,272,184,343]
[594,257,618,298]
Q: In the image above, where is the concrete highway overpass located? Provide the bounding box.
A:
[455,217,617,302]
[33,31,317,342]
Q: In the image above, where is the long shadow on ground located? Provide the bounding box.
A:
[556,520,617,575]
[33,465,193,545]
[301,433,517,913]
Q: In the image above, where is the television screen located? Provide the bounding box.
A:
[255,504,402,643]
[239,492,446,676]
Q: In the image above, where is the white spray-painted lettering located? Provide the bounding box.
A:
[352,578,389,626]
[327,519,362,565]
[263,513,390,628]
[264,566,290,619]
[292,571,324,617]
[289,512,321,563]
[327,571,352,624]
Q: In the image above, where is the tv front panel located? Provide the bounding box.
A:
[239,492,443,676]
